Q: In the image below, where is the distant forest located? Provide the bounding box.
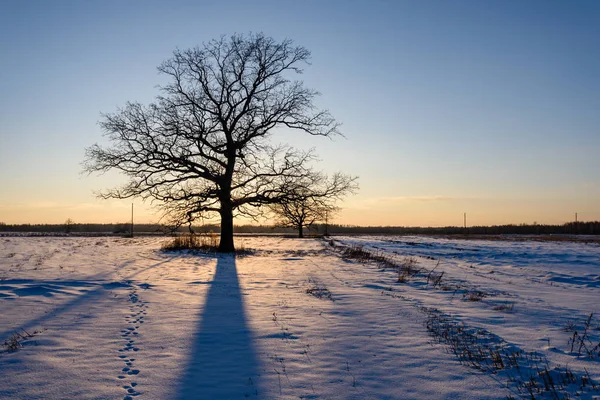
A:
[0,221,599,236]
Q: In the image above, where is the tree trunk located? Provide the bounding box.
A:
[218,204,235,252]
[219,152,236,253]
[298,224,304,238]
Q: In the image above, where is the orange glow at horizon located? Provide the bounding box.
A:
[2,195,598,227]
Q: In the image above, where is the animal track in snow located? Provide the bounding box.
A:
[115,284,149,399]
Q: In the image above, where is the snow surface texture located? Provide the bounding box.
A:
[0,235,599,399]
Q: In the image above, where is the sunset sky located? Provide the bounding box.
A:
[1,0,599,227]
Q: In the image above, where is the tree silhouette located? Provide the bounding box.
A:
[64,218,75,234]
[269,172,357,238]
[84,33,340,252]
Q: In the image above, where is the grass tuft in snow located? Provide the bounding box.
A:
[2,328,45,353]
[492,302,515,313]
[4,333,22,352]
[425,308,600,399]
[161,232,219,252]
[342,245,385,263]
[342,245,422,283]
[567,313,600,359]
[425,260,445,288]
[305,278,334,301]
[463,290,486,302]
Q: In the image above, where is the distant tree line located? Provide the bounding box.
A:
[0,221,598,235]
[0,223,158,235]
[318,221,600,236]
[0,222,298,235]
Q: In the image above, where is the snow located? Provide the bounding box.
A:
[0,235,599,399]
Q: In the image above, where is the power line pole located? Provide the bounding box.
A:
[131,203,134,238]
[464,212,467,229]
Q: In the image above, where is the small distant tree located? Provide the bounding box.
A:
[64,218,75,234]
[269,172,357,238]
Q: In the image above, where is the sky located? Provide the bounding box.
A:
[1,0,599,227]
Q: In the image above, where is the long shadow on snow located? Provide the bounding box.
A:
[0,256,174,340]
[176,254,262,399]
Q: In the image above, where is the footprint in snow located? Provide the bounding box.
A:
[116,285,148,398]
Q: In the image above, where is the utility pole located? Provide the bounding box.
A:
[131,203,134,238]
[324,209,329,236]
[575,212,578,223]
[464,213,467,229]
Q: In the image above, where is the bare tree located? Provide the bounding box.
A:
[64,218,75,234]
[84,33,340,252]
[269,172,358,238]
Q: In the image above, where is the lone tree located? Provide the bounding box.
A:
[84,33,341,252]
[64,218,75,234]
[269,172,357,238]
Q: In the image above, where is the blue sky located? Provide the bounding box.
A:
[1,0,599,226]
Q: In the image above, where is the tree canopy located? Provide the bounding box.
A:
[269,172,358,237]
[84,33,345,252]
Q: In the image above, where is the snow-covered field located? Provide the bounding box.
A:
[1,235,599,399]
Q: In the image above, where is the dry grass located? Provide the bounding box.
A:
[492,302,515,312]
[425,308,599,399]
[463,290,486,302]
[3,328,46,353]
[4,333,22,352]
[305,278,334,301]
[161,232,219,252]
[342,245,420,279]
[567,313,600,359]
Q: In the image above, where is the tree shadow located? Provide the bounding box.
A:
[176,254,262,398]
[0,257,174,340]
